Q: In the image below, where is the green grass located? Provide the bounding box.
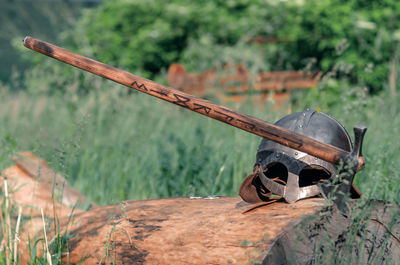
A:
[0,70,399,264]
[0,81,264,206]
[1,77,399,206]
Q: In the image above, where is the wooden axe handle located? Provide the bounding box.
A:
[23,36,363,168]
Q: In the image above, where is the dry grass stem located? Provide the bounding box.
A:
[41,208,53,265]
[4,180,11,265]
[13,207,22,265]
[0,198,5,253]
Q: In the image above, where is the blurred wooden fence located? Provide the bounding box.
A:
[167,63,321,109]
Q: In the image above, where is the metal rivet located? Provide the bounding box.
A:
[299,124,303,128]
[295,152,298,156]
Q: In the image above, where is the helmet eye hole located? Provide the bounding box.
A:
[299,166,331,187]
[263,163,288,185]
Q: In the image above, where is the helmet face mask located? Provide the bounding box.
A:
[239,109,361,203]
[257,151,333,203]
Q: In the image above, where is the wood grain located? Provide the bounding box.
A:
[1,155,398,264]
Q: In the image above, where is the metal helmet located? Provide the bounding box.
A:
[239,109,361,203]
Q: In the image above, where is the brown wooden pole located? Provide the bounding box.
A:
[23,36,360,167]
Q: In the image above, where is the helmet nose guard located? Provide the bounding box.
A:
[257,152,326,203]
[240,109,365,204]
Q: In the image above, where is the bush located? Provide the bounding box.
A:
[64,0,274,78]
[278,0,400,93]
[21,0,400,95]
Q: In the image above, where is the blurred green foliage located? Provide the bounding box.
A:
[0,0,90,82]
[31,0,398,94]
[64,0,281,78]
[280,0,400,93]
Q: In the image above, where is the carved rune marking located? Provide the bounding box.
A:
[237,119,256,130]
[173,94,191,107]
[193,103,211,114]
[150,89,169,96]
[259,129,278,137]
[130,81,148,91]
[215,110,234,122]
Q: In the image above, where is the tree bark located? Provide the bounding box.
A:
[1,152,399,264]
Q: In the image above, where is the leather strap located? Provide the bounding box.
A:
[239,171,272,203]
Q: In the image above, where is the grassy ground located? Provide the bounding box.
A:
[1,78,399,206]
[0,72,399,264]
[0,81,263,206]
[2,74,400,204]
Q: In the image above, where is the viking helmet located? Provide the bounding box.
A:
[239,109,361,203]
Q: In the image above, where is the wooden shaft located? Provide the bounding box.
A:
[23,36,356,166]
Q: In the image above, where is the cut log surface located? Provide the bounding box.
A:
[64,197,326,264]
[55,197,400,265]
[2,152,400,264]
[1,151,94,217]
